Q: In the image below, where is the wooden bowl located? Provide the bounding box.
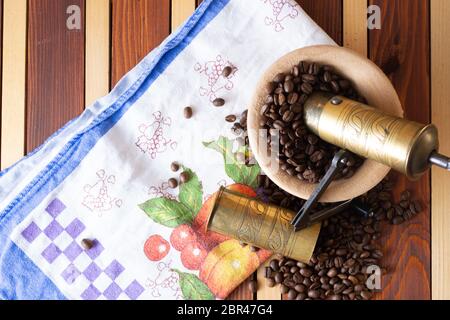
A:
[247,45,403,202]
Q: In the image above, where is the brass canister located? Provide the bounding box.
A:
[207,187,321,263]
[304,93,439,180]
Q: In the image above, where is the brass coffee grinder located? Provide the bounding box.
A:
[207,93,450,262]
[206,46,450,262]
[290,92,449,230]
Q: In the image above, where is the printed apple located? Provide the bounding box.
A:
[144,235,171,261]
[170,224,197,251]
[180,242,208,270]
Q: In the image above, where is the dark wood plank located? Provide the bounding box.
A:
[296,0,343,45]
[26,0,85,152]
[111,0,170,87]
[369,0,431,300]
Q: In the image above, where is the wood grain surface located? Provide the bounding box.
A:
[369,0,431,300]
[431,0,450,300]
[1,0,27,169]
[26,0,85,152]
[172,0,196,31]
[85,0,110,106]
[0,0,442,301]
[296,0,343,45]
[344,0,368,56]
[111,0,170,87]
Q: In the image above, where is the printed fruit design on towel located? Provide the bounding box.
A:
[199,240,260,299]
[144,235,171,261]
[139,137,272,299]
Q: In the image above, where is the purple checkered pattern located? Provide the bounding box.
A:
[21,198,145,300]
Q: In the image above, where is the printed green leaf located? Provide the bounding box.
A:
[172,269,215,300]
[203,136,261,189]
[179,167,203,216]
[139,198,193,228]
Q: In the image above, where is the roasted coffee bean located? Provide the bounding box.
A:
[392,216,405,225]
[267,278,276,287]
[265,267,273,278]
[168,178,178,189]
[225,114,236,122]
[266,81,277,94]
[287,289,297,300]
[179,171,190,183]
[274,272,283,284]
[295,284,306,293]
[222,66,233,77]
[300,268,313,277]
[281,284,289,294]
[308,290,320,299]
[410,200,422,214]
[270,260,280,271]
[213,98,225,107]
[361,291,372,300]
[184,106,193,119]
[287,92,299,104]
[284,80,295,93]
[248,280,257,293]
[300,82,313,94]
[274,73,285,83]
[81,239,94,250]
[170,162,180,172]
[250,246,259,252]
[400,190,411,201]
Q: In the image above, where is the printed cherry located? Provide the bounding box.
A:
[170,224,197,251]
[144,235,170,261]
[180,242,208,270]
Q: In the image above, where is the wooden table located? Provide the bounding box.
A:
[0,0,449,300]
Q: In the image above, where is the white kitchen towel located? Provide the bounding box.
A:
[0,0,334,300]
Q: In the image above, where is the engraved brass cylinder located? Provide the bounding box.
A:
[207,187,321,263]
[304,93,439,180]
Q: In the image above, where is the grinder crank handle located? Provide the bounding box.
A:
[429,152,450,170]
[291,149,350,231]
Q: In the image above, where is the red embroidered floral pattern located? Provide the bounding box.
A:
[136,111,177,159]
[261,0,300,32]
[82,170,123,213]
[194,55,238,101]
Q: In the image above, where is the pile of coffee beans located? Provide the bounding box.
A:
[257,173,423,300]
[259,61,366,183]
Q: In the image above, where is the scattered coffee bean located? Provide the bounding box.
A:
[222,66,233,78]
[168,178,178,189]
[183,106,193,119]
[170,162,180,172]
[213,98,225,107]
[267,278,276,287]
[81,239,94,250]
[288,289,298,300]
[225,114,237,122]
[179,172,190,183]
[248,280,257,293]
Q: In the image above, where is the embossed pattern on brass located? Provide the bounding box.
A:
[207,187,321,263]
[304,93,439,180]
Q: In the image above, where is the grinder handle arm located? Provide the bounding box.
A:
[429,152,450,170]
